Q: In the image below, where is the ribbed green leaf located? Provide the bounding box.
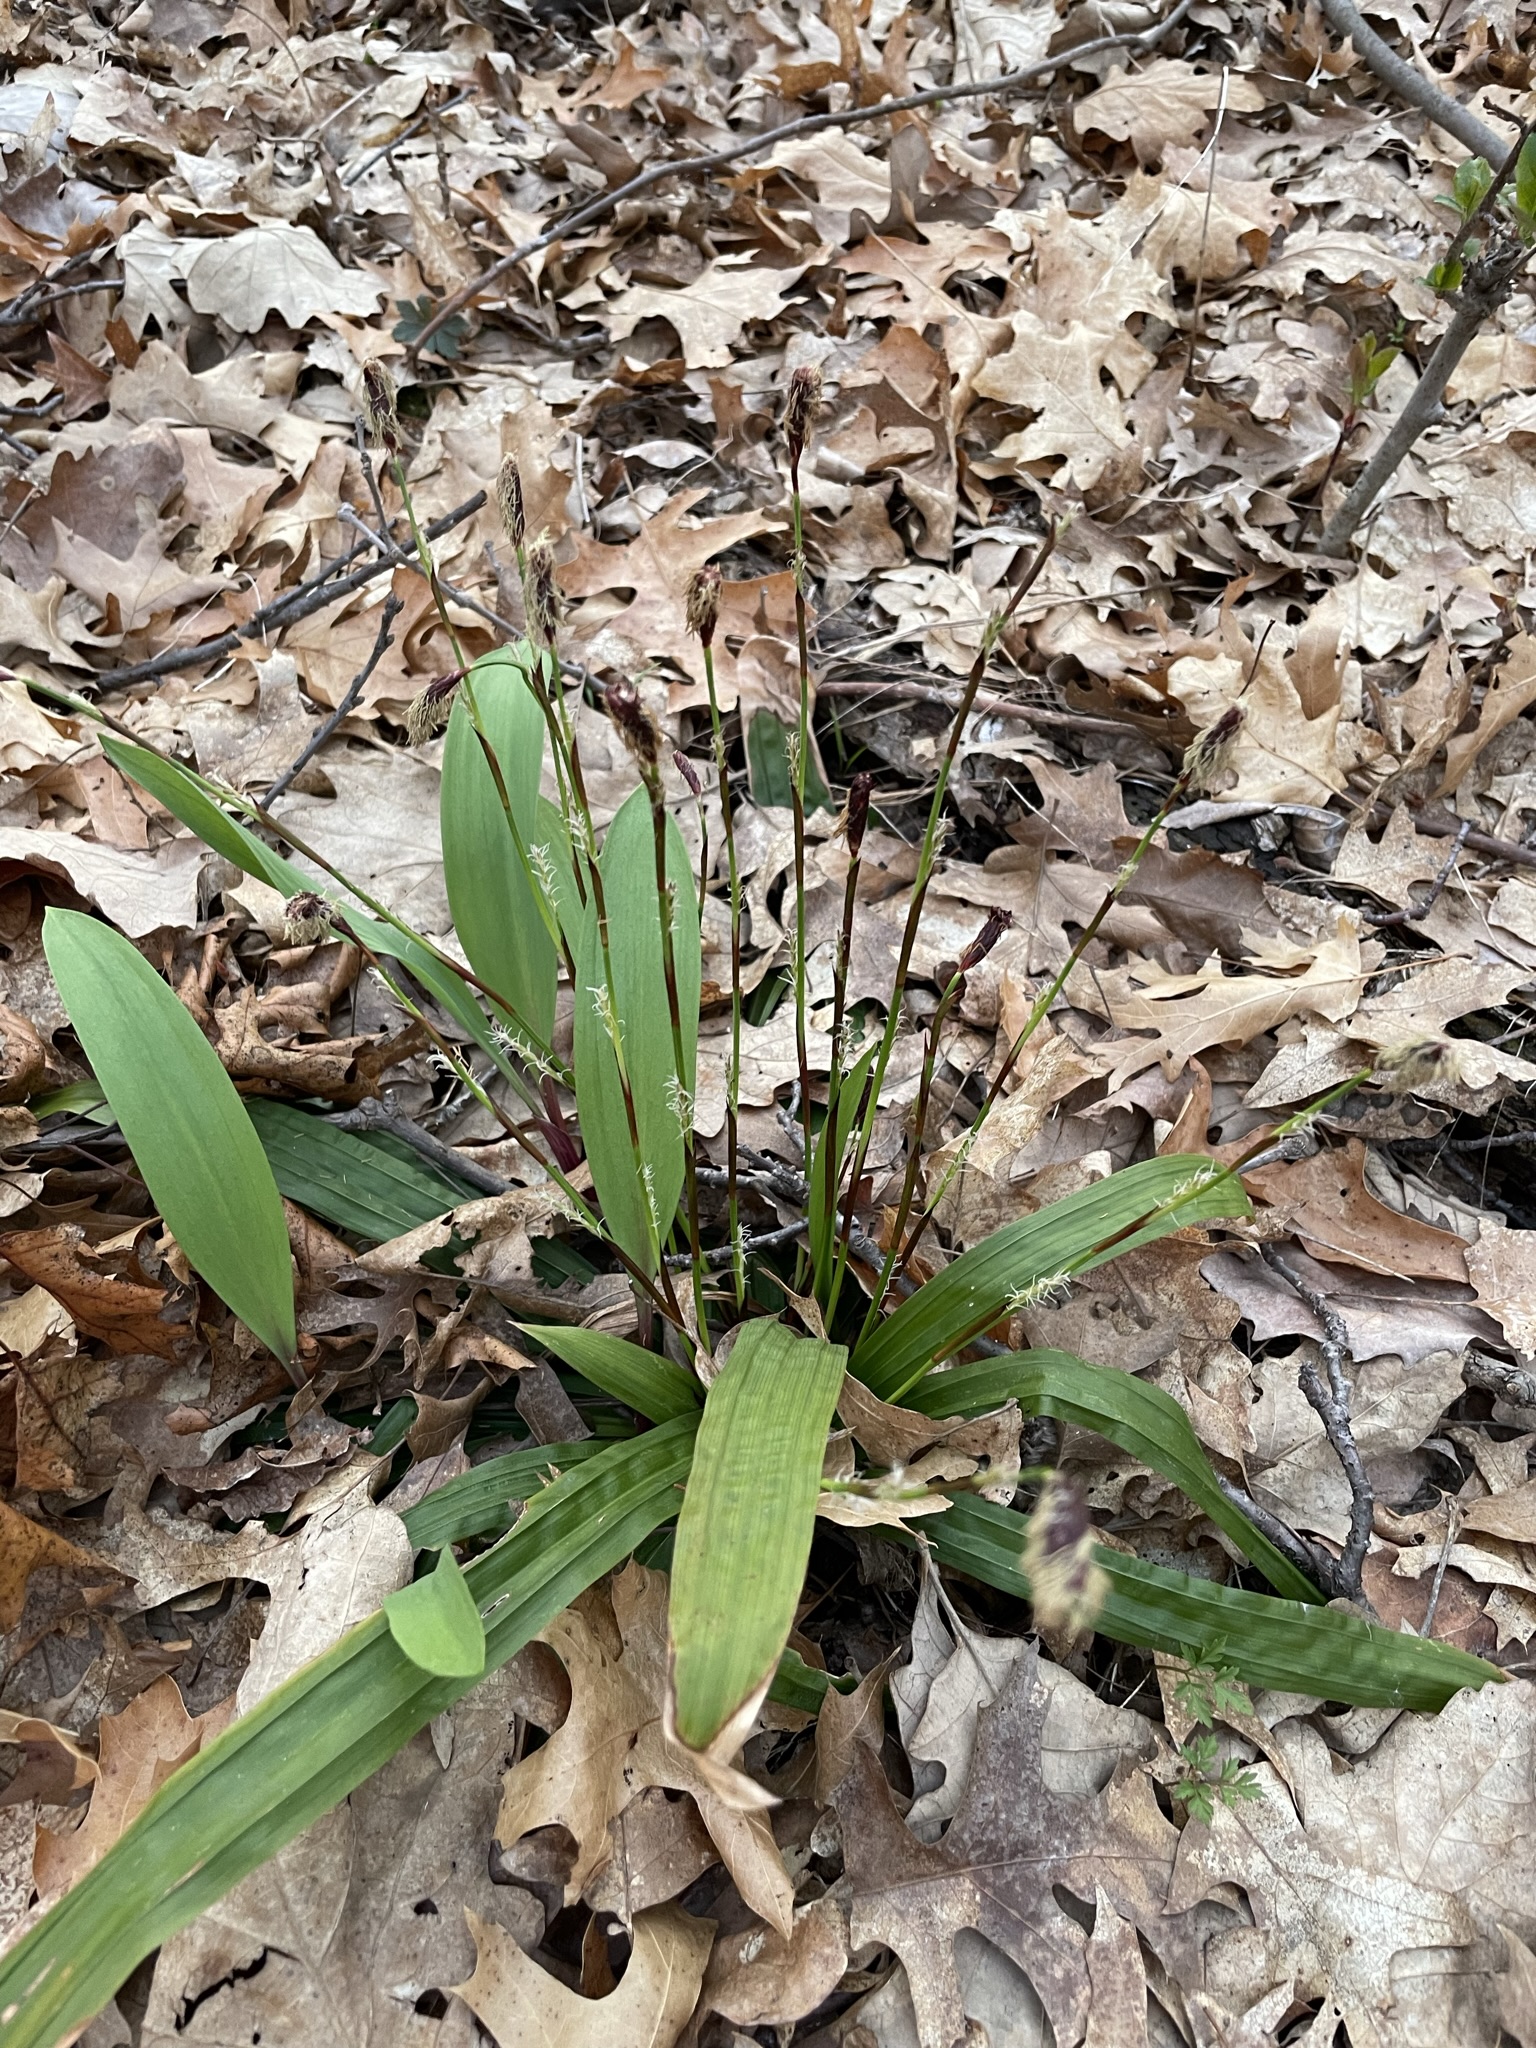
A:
[851,1155,1250,1401]
[0,1418,698,2048]
[810,1042,878,1293]
[572,785,700,1272]
[42,910,295,1364]
[247,1099,469,1242]
[98,736,526,1085]
[925,1494,1499,1712]
[384,1548,486,1677]
[398,1439,612,1549]
[906,1349,1319,1603]
[670,1320,846,1750]
[441,650,556,1043]
[520,1322,702,1424]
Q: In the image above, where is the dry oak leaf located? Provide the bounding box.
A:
[453,1903,712,2048]
[142,1662,536,2048]
[495,1563,795,1936]
[1247,1139,1469,1284]
[1168,1766,1477,2045]
[832,1642,1188,2048]
[0,1497,119,1630]
[0,826,208,938]
[1073,60,1264,161]
[603,254,803,370]
[0,1224,186,1357]
[34,1675,232,1903]
[183,224,383,331]
[1092,915,1365,1087]
[1466,1217,1536,1356]
[700,1893,848,2029]
[1116,152,1292,280]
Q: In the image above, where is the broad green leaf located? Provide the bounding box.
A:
[906,1349,1319,1603]
[520,1322,702,1424]
[925,1495,1498,1713]
[1517,134,1536,221]
[42,910,295,1364]
[851,1155,1249,1401]
[669,1320,846,1750]
[98,736,531,1086]
[0,1417,698,2048]
[399,1438,613,1549]
[384,1547,485,1677]
[442,650,557,1043]
[1453,154,1493,218]
[535,795,584,957]
[744,710,831,811]
[247,1099,470,1242]
[572,785,700,1273]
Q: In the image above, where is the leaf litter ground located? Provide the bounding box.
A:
[6,0,1536,2040]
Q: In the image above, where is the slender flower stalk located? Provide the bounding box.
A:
[687,564,747,1306]
[897,703,1244,1273]
[856,909,1012,1348]
[811,770,872,1294]
[364,379,568,975]
[784,364,823,1174]
[823,525,1059,1326]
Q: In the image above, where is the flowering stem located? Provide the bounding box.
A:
[644,762,707,1331]
[788,454,815,1177]
[822,527,1058,1325]
[701,637,745,1306]
[898,711,1239,1274]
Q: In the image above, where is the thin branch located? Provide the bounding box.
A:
[1464,1349,1536,1413]
[1315,0,1502,160]
[1213,1474,1340,1593]
[1362,816,1471,927]
[1260,1246,1373,1603]
[407,0,1196,359]
[88,492,487,693]
[817,674,1131,735]
[330,1098,512,1195]
[263,594,403,803]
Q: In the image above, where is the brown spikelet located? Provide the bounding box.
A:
[361,360,401,459]
[526,536,562,644]
[843,771,873,860]
[1181,704,1244,796]
[606,677,660,768]
[783,364,823,465]
[673,748,703,799]
[1022,1473,1109,1643]
[496,456,526,550]
[282,891,334,947]
[405,671,462,746]
[685,565,722,648]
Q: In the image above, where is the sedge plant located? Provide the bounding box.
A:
[0,370,1502,2048]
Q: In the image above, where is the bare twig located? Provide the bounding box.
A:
[1393,1127,1536,1152]
[1261,1246,1374,1603]
[817,674,1131,735]
[1419,1499,1461,1636]
[407,0,1196,359]
[1362,817,1471,926]
[1213,1474,1339,1593]
[88,492,487,693]
[264,595,403,803]
[1315,0,1502,160]
[1405,802,1536,872]
[1463,1350,1536,1413]
[330,1098,512,1195]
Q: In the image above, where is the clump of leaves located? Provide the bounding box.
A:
[0,378,1500,2048]
[1170,1733,1263,1828]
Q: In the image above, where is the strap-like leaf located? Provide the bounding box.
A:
[906,1349,1320,1602]
[572,785,700,1273]
[0,1418,699,2048]
[441,650,557,1043]
[398,1438,613,1549]
[98,736,527,1087]
[925,1494,1499,1712]
[384,1548,486,1677]
[669,1320,846,1750]
[521,1322,702,1424]
[851,1154,1250,1401]
[248,1099,470,1241]
[42,910,295,1364]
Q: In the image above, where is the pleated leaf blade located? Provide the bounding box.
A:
[669,1320,846,1750]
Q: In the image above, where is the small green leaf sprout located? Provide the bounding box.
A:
[1171,1734,1263,1827]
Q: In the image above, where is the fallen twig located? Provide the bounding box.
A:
[1315,0,1502,160]
[1464,1349,1536,1413]
[1261,1246,1374,1603]
[263,595,404,803]
[1363,817,1471,926]
[818,674,1131,736]
[90,492,487,693]
[407,0,1196,359]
